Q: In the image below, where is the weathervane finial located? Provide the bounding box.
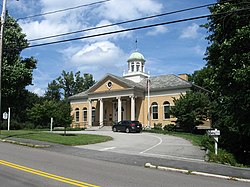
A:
[135,38,138,51]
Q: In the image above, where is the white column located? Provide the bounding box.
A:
[130,96,135,121]
[88,100,92,127]
[117,97,122,122]
[99,98,103,127]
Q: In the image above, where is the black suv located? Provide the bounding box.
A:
[112,120,142,133]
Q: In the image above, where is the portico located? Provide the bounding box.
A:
[85,95,138,127]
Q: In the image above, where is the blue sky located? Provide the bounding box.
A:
[7,0,215,95]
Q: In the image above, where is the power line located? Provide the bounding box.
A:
[29,2,217,42]
[16,0,111,21]
[25,8,250,49]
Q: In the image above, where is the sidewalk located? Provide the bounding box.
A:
[1,136,250,181]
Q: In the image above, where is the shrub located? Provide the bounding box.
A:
[153,123,162,130]
[201,135,238,166]
[209,149,237,166]
[163,124,175,132]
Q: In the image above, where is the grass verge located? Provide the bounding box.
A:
[0,130,113,146]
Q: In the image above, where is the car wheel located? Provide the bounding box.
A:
[125,127,130,133]
[113,127,117,132]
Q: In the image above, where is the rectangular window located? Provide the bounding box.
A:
[75,111,79,122]
[152,106,158,120]
[83,110,87,121]
[164,106,170,119]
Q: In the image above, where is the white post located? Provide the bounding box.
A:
[99,98,103,127]
[214,136,218,155]
[0,0,7,118]
[88,100,92,127]
[130,96,135,121]
[50,117,53,132]
[7,107,10,131]
[147,75,150,128]
[117,97,122,122]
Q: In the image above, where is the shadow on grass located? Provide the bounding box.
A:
[1,132,39,139]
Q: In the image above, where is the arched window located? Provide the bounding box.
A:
[92,107,96,122]
[163,101,170,119]
[75,108,79,122]
[152,102,158,120]
[83,107,87,122]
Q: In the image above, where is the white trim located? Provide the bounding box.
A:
[71,101,88,104]
[145,89,188,97]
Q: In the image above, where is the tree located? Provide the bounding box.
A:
[57,70,75,99]
[44,80,61,101]
[2,14,37,120]
[27,100,72,129]
[192,0,250,164]
[170,91,213,132]
[56,70,95,99]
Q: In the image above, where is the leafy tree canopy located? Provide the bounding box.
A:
[170,91,213,132]
[2,14,37,121]
[45,70,95,100]
[190,0,250,164]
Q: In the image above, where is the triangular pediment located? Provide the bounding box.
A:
[87,74,132,94]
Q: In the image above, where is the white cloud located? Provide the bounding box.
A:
[193,45,205,56]
[61,41,128,80]
[95,0,163,20]
[83,20,132,42]
[147,25,168,36]
[70,41,125,66]
[180,23,200,39]
[28,86,45,96]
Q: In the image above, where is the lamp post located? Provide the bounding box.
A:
[0,0,7,120]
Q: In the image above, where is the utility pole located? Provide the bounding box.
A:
[0,0,7,119]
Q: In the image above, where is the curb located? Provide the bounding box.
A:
[144,163,250,183]
[0,139,50,148]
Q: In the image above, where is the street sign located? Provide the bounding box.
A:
[207,128,220,155]
[207,129,220,136]
[3,112,8,119]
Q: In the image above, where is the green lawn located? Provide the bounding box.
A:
[143,129,204,146]
[0,130,113,146]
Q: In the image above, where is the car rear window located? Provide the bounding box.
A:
[132,121,141,125]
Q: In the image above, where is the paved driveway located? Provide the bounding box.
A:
[73,130,205,162]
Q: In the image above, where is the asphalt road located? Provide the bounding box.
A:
[0,142,248,187]
[69,131,205,161]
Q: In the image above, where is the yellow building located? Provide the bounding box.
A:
[69,51,193,129]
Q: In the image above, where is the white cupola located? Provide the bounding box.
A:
[123,51,149,83]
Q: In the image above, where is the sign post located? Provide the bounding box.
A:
[7,107,10,131]
[50,117,53,132]
[207,129,220,155]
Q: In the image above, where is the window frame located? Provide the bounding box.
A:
[152,102,158,120]
[163,101,170,119]
[83,107,87,122]
[75,108,80,122]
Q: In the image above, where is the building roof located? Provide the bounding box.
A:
[69,73,192,100]
[139,74,192,90]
